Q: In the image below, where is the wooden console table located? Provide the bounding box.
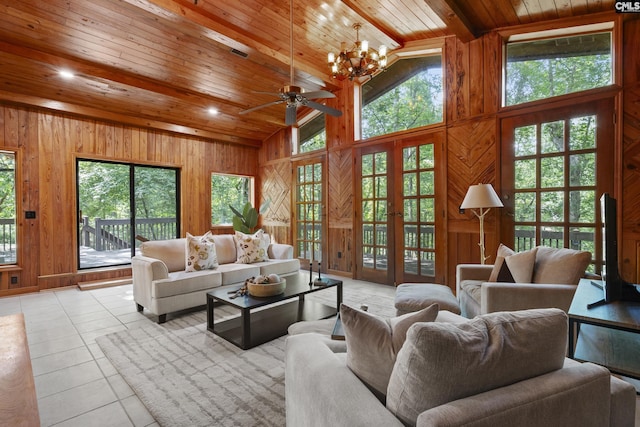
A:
[0,313,40,426]
[568,279,640,380]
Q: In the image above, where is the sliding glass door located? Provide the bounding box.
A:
[77,159,179,269]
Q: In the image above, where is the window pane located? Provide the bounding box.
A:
[541,226,564,248]
[570,227,595,254]
[540,157,564,188]
[515,125,536,157]
[420,198,434,222]
[570,190,595,223]
[0,152,16,265]
[404,199,417,222]
[541,120,564,154]
[515,192,536,222]
[403,146,417,171]
[419,144,434,168]
[540,191,564,222]
[515,159,536,189]
[515,225,536,251]
[505,32,612,106]
[570,153,596,186]
[299,114,326,153]
[420,171,434,195]
[362,56,443,139]
[211,174,251,225]
[404,173,417,197]
[570,115,596,150]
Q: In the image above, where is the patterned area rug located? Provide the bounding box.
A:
[96,282,396,426]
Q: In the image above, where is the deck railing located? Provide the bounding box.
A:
[80,217,177,251]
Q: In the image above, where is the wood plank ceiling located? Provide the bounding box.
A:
[0,0,616,146]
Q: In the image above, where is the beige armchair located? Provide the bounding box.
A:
[456,245,591,318]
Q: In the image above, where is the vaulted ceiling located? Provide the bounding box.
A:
[0,0,616,146]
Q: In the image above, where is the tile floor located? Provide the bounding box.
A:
[0,277,638,426]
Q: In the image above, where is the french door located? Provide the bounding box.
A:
[293,159,326,270]
[355,132,444,285]
[500,98,614,272]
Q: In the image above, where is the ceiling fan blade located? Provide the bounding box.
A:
[303,90,335,99]
[252,91,283,97]
[285,105,298,126]
[305,100,343,117]
[239,100,285,115]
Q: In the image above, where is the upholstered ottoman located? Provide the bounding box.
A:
[394,283,461,316]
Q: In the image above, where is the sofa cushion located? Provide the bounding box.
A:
[255,258,300,276]
[216,263,260,285]
[488,244,515,282]
[340,303,439,399]
[153,269,222,298]
[210,234,237,264]
[185,232,219,272]
[386,308,568,426]
[532,246,591,285]
[234,230,270,264]
[140,238,186,272]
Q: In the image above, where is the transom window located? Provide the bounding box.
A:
[361,55,443,140]
[505,29,613,106]
[299,114,326,153]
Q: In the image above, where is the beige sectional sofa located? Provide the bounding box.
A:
[286,308,637,427]
[132,234,299,323]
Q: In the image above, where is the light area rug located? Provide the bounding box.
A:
[96,282,396,427]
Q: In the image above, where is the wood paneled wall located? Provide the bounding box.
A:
[0,104,258,295]
[258,15,640,288]
[622,17,640,282]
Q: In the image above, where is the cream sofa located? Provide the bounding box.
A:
[457,245,591,318]
[132,234,299,323]
[285,309,637,427]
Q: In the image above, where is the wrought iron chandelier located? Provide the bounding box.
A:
[328,23,387,81]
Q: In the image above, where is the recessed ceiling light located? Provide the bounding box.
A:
[59,70,75,79]
[207,107,219,115]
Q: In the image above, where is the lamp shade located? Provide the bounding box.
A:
[460,184,503,209]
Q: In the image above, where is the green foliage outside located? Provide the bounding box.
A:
[0,152,16,221]
[362,66,443,139]
[211,174,251,225]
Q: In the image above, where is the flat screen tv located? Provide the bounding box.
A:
[588,193,640,308]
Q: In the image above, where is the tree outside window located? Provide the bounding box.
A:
[361,55,443,139]
[211,174,253,225]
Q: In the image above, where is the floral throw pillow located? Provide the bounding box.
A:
[185,231,218,272]
[234,229,269,264]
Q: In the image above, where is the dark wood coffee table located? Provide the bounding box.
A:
[206,273,342,349]
[568,278,640,380]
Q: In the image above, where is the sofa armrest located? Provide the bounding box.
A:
[286,333,403,427]
[456,264,493,295]
[268,243,293,259]
[132,255,170,310]
[481,282,577,314]
[417,362,612,427]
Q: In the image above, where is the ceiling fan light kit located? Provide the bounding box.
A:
[328,23,388,81]
[238,0,343,126]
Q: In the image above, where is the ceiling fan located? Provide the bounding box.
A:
[238,0,342,126]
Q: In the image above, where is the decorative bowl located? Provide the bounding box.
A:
[247,279,286,297]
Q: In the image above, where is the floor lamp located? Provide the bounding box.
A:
[460,183,504,264]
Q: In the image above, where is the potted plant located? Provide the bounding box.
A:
[229,200,270,233]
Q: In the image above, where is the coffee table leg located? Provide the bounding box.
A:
[241,307,251,350]
[337,282,343,310]
[207,294,215,332]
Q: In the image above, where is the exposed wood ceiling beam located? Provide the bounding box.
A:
[425,0,478,42]
[137,0,339,91]
[340,0,404,46]
[0,40,248,116]
[0,90,262,147]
